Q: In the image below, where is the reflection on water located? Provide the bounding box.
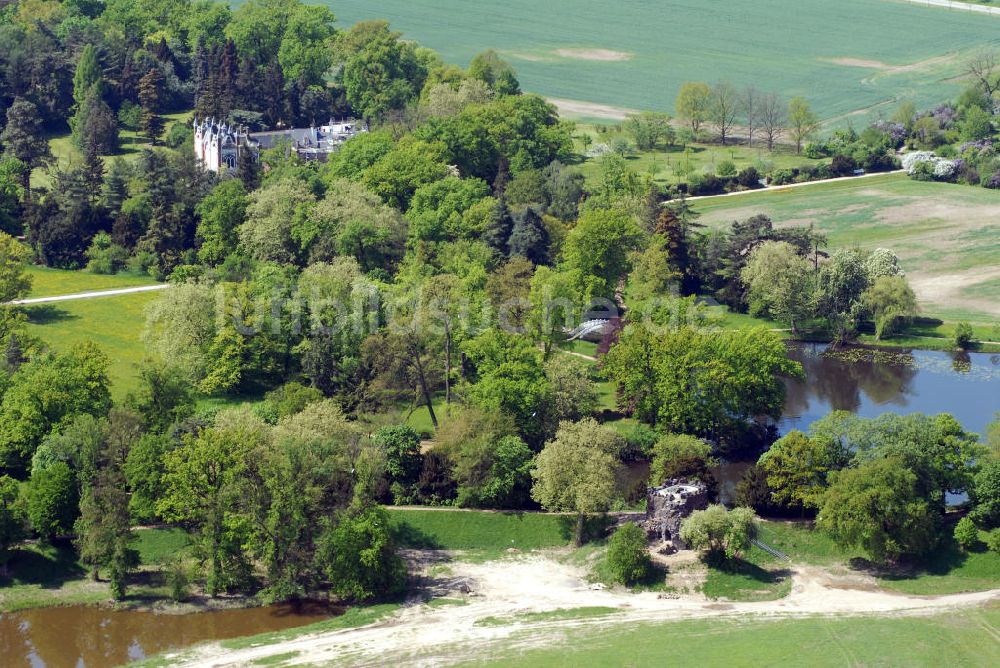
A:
[781,343,1000,437]
[0,602,337,668]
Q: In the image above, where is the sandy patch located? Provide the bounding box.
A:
[505,51,555,62]
[554,48,633,62]
[175,550,1000,667]
[546,97,641,120]
[908,267,1000,318]
[821,53,957,75]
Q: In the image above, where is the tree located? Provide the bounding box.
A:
[624,112,674,150]
[605,523,652,585]
[649,434,717,487]
[73,89,119,155]
[680,505,757,559]
[72,45,104,109]
[196,180,248,266]
[759,92,786,151]
[1,98,53,199]
[507,206,550,264]
[126,361,195,433]
[374,425,423,503]
[604,325,801,436]
[157,419,263,596]
[543,356,598,428]
[954,517,980,551]
[75,409,140,598]
[0,475,26,573]
[971,460,1000,529]
[758,431,839,513]
[675,82,712,134]
[741,86,760,147]
[816,248,869,343]
[562,207,644,300]
[138,69,165,145]
[959,105,993,142]
[709,82,739,145]
[741,241,815,332]
[316,505,406,601]
[26,462,78,541]
[483,197,515,256]
[0,342,112,471]
[453,434,535,509]
[531,418,622,545]
[965,50,1000,97]
[0,231,32,303]
[818,456,937,564]
[468,50,520,95]
[239,178,315,264]
[341,24,425,119]
[277,4,337,87]
[787,96,820,154]
[862,275,917,340]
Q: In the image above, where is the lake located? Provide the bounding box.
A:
[0,601,337,668]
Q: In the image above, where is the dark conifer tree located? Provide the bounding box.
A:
[138,69,165,144]
[483,197,515,256]
[507,206,550,265]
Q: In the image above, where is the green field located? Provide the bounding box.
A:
[24,265,157,298]
[332,0,1000,123]
[23,290,160,398]
[481,605,1000,667]
[692,173,1000,323]
[387,508,580,555]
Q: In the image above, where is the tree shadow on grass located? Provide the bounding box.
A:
[705,552,791,584]
[24,304,79,325]
[389,522,443,550]
[1,539,86,588]
[556,514,616,545]
[852,539,969,582]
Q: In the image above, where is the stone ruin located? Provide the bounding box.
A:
[641,479,709,553]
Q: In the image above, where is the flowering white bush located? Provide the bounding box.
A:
[901,151,957,178]
[865,248,904,281]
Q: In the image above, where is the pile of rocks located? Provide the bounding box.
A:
[641,479,709,553]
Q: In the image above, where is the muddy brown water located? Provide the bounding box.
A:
[0,601,338,668]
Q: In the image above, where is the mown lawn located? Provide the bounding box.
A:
[387,508,581,554]
[692,172,1000,324]
[23,265,157,298]
[700,545,793,602]
[483,604,1000,667]
[23,290,160,398]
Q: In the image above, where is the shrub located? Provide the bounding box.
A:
[954,517,980,550]
[605,523,652,585]
[830,154,857,177]
[85,232,129,274]
[164,122,193,149]
[716,159,737,177]
[118,101,141,131]
[688,172,724,196]
[165,557,190,601]
[987,529,1000,555]
[736,166,761,188]
[954,322,975,349]
[770,169,795,185]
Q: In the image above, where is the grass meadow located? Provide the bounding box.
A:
[23,289,160,398]
[483,604,1000,667]
[332,0,1000,123]
[692,173,1000,324]
[24,265,157,298]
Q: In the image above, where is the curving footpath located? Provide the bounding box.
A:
[8,284,171,305]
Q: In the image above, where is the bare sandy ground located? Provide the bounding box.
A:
[546,97,641,120]
[172,551,1000,667]
[554,48,633,62]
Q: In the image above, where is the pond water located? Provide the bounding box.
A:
[0,601,337,668]
[781,343,1000,437]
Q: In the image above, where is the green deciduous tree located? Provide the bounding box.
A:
[531,418,622,544]
[862,275,917,340]
[26,461,78,541]
[316,505,406,601]
[1,98,53,199]
[818,456,937,564]
[971,460,1000,529]
[675,82,712,134]
[680,505,757,559]
[758,431,842,513]
[741,240,815,332]
[196,179,248,265]
[787,96,820,154]
[605,523,652,585]
[561,207,644,300]
[954,516,980,550]
[0,475,26,572]
[649,434,717,487]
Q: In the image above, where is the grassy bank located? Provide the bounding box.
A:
[0,527,190,612]
[759,520,1000,595]
[24,265,158,298]
[387,507,580,556]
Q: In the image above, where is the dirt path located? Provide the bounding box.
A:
[897,0,1000,17]
[10,284,171,305]
[173,552,1000,667]
[684,170,906,202]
